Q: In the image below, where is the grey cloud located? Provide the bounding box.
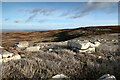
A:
[71,2,117,19]
[5,18,10,21]
[14,19,22,23]
[26,13,37,22]
[26,8,56,22]
[60,10,71,17]
[38,19,47,23]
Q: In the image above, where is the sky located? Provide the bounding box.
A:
[2,2,118,30]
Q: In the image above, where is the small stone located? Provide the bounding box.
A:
[97,74,116,80]
[0,46,3,48]
[49,49,53,52]
[52,74,68,79]
[98,56,102,59]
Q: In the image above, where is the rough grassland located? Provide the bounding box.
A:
[1,25,120,80]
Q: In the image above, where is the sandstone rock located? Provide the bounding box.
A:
[0,54,2,59]
[0,46,3,48]
[97,74,116,80]
[88,47,95,53]
[79,49,89,53]
[94,41,101,47]
[13,54,21,60]
[0,54,2,63]
[2,51,13,58]
[26,46,40,52]
[49,49,53,52]
[1,51,21,63]
[98,56,102,59]
[67,41,91,49]
[0,59,2,63]
[2,57,13,63]
[14,41,29,48]
[79,47,95,53]
[52,74,68,79]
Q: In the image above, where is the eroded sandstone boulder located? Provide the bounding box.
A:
[25,46,40,52]
[67,40,91,49]
[0,51,21,63]
[14,41,29,48]
[97,74,116,80]
[2,51,13,58]
[67,40,100,53]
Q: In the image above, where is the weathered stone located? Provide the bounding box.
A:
[13,54,21,60]
[2,51,13,58]
[26,46,40,51]
[0,55,2,63]
[88,47,95,53]
[67,41,92,49]
[52,74,68,79]
[0,59,2,63]
[94,41,101,47]
[97,74,116,80]
[49,49,53,52]
[98,56,102,59]
[0,54,2,59]
[79,47,95,53]
[2,57,13,63]
[14,41,29,48]
[0,46,3,48]
[79,49,89,53]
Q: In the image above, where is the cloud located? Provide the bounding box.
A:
[14,19,22,23]
[60,10,71,17]
[5,18,10,21]
[38,19,47,23]
[26,13,37,22]
[70,2,117,19]
[26,8,56,22]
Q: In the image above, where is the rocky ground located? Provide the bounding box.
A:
[1,26,120,80]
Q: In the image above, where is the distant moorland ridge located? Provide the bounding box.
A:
[2,25,120,47]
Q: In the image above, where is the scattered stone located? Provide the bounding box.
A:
[49,49,53,52]
[98,40,101,42]
[51,74,68,79]
[2,57,13,63]
[0,54,2,63]
[98,56,102,59]
[0,51,21,63]
[67,41,91,49]
[0,46,3,48]
[14,41,29,48]
[94,41,101,47]
[68,40,100,53]
[88,47,95,53]
[12,54,21,60]
[2,51,14,58]
[97,74,116,80]
[26,46,40,52]
[79,49,89,53]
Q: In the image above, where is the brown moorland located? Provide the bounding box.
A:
[2,25,120,48]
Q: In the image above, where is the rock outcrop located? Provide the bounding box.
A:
[0,51,21,63]
[67,40,100,53]
[97,74,116,80]
[25,46,40,52]
[14,41,29,48]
